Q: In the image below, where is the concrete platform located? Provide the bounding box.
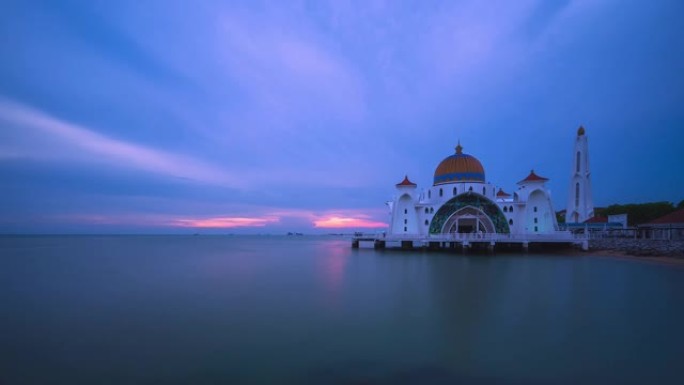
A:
[352,232,588,252]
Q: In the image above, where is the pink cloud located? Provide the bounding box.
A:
[267,207,388,229]
[169,216,280,228]
[313,216,387,229]
[32,206,387,231]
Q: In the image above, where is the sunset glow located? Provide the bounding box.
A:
[171,216,279,228]
[313,216,387,229]
[1,1,682,234]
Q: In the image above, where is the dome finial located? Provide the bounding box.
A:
[455,140,463,155]
[577,125,585,136]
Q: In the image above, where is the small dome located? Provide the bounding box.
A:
[577,125,585,136]
[433,142,485,185]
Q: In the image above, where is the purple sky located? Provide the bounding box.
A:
[1,0,683,233]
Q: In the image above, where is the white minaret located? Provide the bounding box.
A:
[566,126,594,223]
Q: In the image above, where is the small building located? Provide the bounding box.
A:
[564,215,626,233]
[637,208,684,240]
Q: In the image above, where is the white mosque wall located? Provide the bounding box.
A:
[524,189,557,233]
[390,193,419,235]
[389,182,560,236]
[499,201,521,234]
[422,182,498,204]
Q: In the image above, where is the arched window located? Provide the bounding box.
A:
[509,206,513,212]
[428,190,431,199]
[503,206,508,213]
[425,208,429,214]
[404,227,407,232]
[430,207,434,213]
[534,206,538,212]
[453,187,457,196]
[482,187,486,195]
[534,218,538,224]
[575,182,580,206]
[404,219,407,224]
[439,188,443,197]
[534,226,538,232]
[509,219,513,225]
[404,209,407,214]
[424,219,429,226]
[576,151,581,173]
[469,186,473,192]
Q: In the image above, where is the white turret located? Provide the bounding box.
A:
[566,126,594,223]
[389,175,419,235]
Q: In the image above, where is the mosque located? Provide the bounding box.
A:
[386,127,593,239]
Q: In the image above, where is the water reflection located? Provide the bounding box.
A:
[1,237,683,385]
[418,254,684,383]
[315,240,349,308]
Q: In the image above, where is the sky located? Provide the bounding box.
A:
[1,0,683,234]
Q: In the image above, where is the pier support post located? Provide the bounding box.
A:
[522,242,529,252]
[488,242,495,253]
[374,240,386,249]
[581,240,589,251]
[401,240,413,249]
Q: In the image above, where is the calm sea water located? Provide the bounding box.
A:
[1,235,683,384]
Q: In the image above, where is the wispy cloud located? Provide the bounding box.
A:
[0,99,243,188]
[168,209,387,230]
[217,10,366,124]
[313,216,387,229]
[3,0,668,234]
[170,216,279,228]
[28,205,388,231]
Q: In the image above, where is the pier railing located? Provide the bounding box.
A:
[363,231,584,243]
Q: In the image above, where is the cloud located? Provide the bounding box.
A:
[217,10,366,123]
[171,209,388,230]
[313,216,387,229]
[170,216,279,228]
[0,99,243,188]
[18,205,388,231]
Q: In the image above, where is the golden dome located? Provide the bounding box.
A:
[577,125,585,136]
[433,143,485,185]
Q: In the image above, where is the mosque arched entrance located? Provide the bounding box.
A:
[429,192,510,235]
[442,206,496,234]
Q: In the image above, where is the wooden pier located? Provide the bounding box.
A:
[352,232,588,252]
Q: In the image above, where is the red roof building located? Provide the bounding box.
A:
[584,216,608,224]
[639,208,684,240]
[646,208,684,226]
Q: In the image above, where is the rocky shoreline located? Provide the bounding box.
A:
[589,238,684,258]
[587,238,684,266]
